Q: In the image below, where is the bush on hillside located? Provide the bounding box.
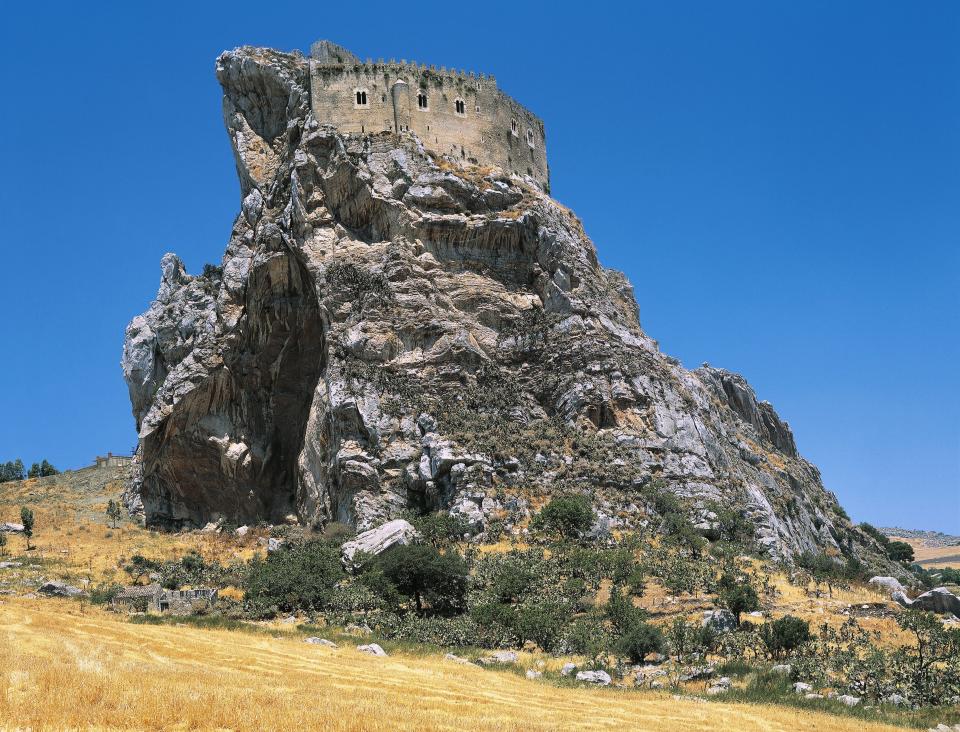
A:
[532,494,594,539]
[759,615,810,659]
[245,540,345,613]
[366,544,467,616]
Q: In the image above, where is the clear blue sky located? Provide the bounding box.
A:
[0,2,956,532]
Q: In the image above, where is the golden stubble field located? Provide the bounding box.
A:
[0,469,928,731]
[0,598,905,732]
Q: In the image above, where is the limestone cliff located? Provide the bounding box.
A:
[123,46,872,562]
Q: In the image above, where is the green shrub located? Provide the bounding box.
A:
[717,573,760,625]
[245,540,345,613]
[564,613,611,659]
[89,583,123,605]
[511,600,571,652]
[617,621,665,662]
[759,615,811,659]
[532,495,594,539]
[887,540,915,563]
[368,544,467,615]
[412,512,471,548]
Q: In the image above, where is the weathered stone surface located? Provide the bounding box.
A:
[702,609,738,633]
[356,643,387,656]
[121,45,893,568]
[304,637,337,647]
[869,576,907,597]
[38,581,83,598]
[525,669,543,680]
[477,651,517,666]
[560,662,577,676]
[837,694,861,707]
[340,519,417,568]
[896,587,960,615]
[576,670,611,686]
[0,523,24,533]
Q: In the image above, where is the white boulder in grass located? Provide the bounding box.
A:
[357,643,388,657]
[575,670,611,686]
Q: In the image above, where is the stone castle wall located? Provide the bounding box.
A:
[308,41,549,189]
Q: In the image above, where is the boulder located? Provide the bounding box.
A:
[869,576,906,597]
[910,587,960,615]
[235,525,249,537]
[793,682,812,694]
[836,694,861,707]
[477,651,517,666]
[356,643,387,657]
[341,519,418,569]
[267,537,283,553]
[702,609,737,633]
[884,694,907,706]
[575,670,611,686]
[560,662,577,676]
[525,669,542,680]
[770,664,791,675]
[0,523,24,533]
[38,581,83,598]
[304,637,337,648]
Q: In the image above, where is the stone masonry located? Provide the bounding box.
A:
[308,40,549,190]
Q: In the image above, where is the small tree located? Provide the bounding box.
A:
[39,460,58,477]
[27,463,40,479]
[533,495,594,540]
[760,615,811,659]
[717,573,759,625]
[887,540,915,563]
[370,544,467,615]
[106,499,122,529]
[617,621,665,663]
[20,506,34,550]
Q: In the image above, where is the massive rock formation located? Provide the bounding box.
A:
[122,46,876,562]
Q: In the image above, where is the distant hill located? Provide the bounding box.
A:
[878,527,960,548]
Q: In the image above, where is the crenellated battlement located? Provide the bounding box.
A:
[308,40,548,190]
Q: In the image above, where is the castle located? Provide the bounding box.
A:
[309,41,549,190]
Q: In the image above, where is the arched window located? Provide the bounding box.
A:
[510,118,518,136]
[454,98,466,115]
[354,89,368,108]
[417,92,428,110]
[526,128,535,148]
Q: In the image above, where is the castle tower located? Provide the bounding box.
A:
[307,40,549,190]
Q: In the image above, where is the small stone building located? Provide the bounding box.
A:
[95,452,133,469]
[112,584,163,612]
[112,584,217,614]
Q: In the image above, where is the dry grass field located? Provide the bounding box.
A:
[891,537,960,570]
[0,597,906,732]
[0,470,952,730]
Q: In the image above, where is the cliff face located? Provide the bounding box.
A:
[123,47,861,560]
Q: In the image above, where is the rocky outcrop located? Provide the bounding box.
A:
[122,45,884,563]
[894,587,960,615]
[869,576,907,598]
[340,519,417,568]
